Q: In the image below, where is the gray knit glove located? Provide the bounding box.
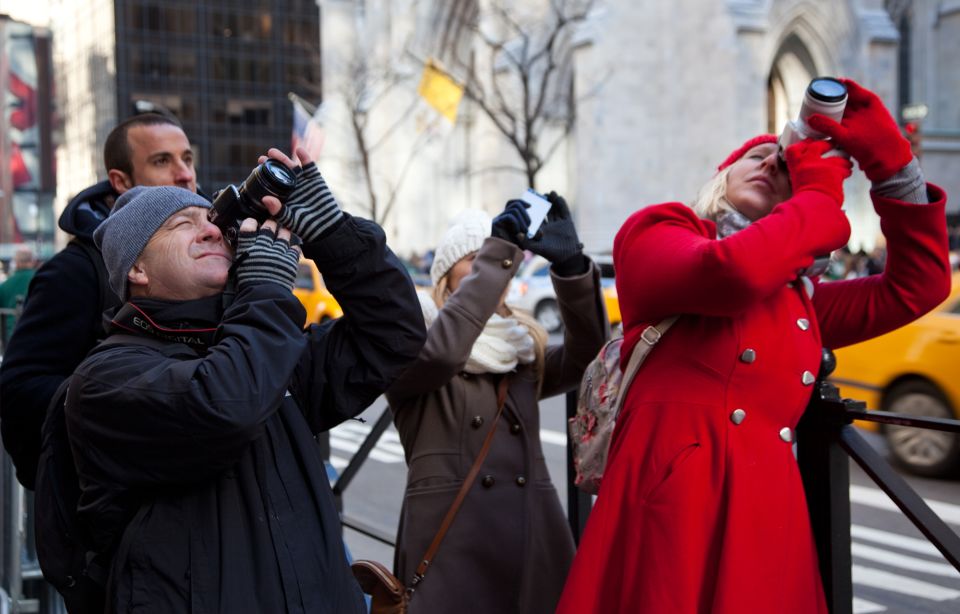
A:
[235,226,301,291]
[275,162,343,243]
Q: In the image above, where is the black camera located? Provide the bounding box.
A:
[208,159,298,245]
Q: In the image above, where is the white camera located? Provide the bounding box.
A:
[779,77,848,158]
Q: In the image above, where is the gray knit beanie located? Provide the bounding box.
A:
[93,185,211,299]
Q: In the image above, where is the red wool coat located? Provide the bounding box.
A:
[556,186,950,614]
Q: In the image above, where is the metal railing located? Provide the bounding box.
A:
[330,392,591,549]
[798,349,960,614]
[6,345,957,614]
[2,455,60,614]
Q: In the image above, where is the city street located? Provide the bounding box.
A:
[332,394,960,614]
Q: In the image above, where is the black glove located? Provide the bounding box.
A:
[235,225,302,291]
[275,163,343,243]
[526,191,587,276]
[491,200,531,247]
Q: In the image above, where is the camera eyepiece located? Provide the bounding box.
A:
[208,160,298,245]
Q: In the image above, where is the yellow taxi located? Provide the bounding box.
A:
[293,259,343,326]
[830,271,960,477]
[602,283,621,327]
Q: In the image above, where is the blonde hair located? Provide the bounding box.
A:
[432,273,549,388]
[689,166,737,221]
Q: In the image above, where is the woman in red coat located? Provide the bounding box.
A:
[556,79,952,613]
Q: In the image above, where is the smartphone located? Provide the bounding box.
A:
[519,189,552,238]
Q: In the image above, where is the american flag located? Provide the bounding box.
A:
[290,94,325,160]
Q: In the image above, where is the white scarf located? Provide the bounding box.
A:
[417,291,536,374]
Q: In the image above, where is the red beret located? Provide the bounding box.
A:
[717,134,778,172]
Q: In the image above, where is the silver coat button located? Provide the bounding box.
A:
[779,427,793,443]
[739,349,756,363]
[802,370,816,385]
[730,409,746,425]
[797,318,810,331]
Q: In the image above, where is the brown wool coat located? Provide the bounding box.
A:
[386,237,609,614]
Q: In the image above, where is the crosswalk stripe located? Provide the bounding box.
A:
[540,429,568,446]
[329,436,404,463]
[329,429,407,456]
[852,524,942,557]
[852,565,960,601]
[850,484,960,526]
[852,597,886,613]
[852,542,960,577]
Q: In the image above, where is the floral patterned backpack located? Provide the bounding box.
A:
[568,316,677,494]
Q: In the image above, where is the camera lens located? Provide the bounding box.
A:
[808,77,847,103]
[237,160,297,220]
[259,160,297,196]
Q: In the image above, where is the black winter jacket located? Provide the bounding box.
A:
[66,215,425,613]
[0,180,119,488]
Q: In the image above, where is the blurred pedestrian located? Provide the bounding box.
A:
[0,246,37,344]
[387,195,608,614]
[556,78,951,614]
[1,112,200,489]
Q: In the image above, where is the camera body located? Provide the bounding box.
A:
[778,77,848,157]
[208,159,297,245]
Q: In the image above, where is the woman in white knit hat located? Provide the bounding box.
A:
[386,194,609,614]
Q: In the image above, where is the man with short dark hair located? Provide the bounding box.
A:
[0,113,199,489]
[66,147,423,613]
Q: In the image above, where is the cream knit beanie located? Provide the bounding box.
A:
[430,210,491,286]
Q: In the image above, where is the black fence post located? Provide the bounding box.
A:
[565,390,592,543]
[796,349,855,614]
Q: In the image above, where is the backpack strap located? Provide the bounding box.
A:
[613,316,678,419]
[93,332,199,358]
[70,333,196,588]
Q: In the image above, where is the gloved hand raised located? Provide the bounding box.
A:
[805,78,913,183]
[491,200,531,247]
[526,192,587,276]
[785,139,853,206]
[260,147,344,244]
[235,218,302,291]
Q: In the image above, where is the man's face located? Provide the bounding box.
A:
[125,124,197,193]
[131,207,232,300]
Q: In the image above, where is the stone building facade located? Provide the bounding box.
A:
[318,0,957,255]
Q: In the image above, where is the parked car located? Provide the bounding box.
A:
[506,255,620,333]
[293,259,343,325]
[829,271,960,477]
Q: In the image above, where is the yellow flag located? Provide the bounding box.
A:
[418,59,464,123]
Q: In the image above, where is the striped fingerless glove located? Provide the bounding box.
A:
[276,162,343,243]
[235,226,301,291]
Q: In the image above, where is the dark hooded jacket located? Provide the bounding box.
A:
[66,215,426,613]
[0,180,119,488]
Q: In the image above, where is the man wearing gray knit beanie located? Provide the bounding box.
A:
[63,147,425,613]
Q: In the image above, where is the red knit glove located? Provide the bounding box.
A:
[785,139,853,206]
[806,78,913,183]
